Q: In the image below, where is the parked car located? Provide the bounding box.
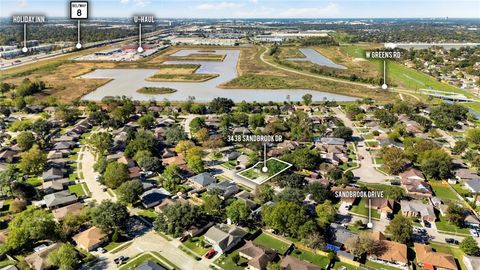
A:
[445,238,459,245]
[204,249,216,259]
[470,229,479,237]
[386,213,394,220]
[96,247,106,254]
[114,256,129,264]
[94,175,99,181]
[179,235,190,242]
[424,221,431,228]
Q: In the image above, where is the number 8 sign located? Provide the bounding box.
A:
[70,1,88,19]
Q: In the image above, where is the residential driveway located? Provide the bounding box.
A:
[91,230,211,270]
[332,107,393,183]
[80,148,116,202]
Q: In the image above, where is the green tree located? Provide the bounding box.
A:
[47,243,78,270]
[18,145,46,175]
[103,162,129,189]
[466,128,480,149]
[124,129,155,158]
[117,180,144,204]
[460,236,480,256]
[254,184,274,204]
[88,132,113,157]
[315,200,337,227]
[189,117,206,134]
[162,164,182,192]
[209,97,234,113]
[385,215,412,244]
[203,194,223,217]
[16,131,35,151]
[138,114,155,129]
[262,201,307,237]
[333,126,353,141]
[419,149,452,180]
[226,200,251,224]
[154,203,199,237]
[445,203,465,227]
[91,200,129,233]
[302,94,313,105]
[165,126,187,145]
[6,208,57,251]
[381,147,409,175]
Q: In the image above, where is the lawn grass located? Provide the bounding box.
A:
[430,184,459,201]
[252,233,291,254]
[104,241,130,252]
[365,260,403,270]
[350,197,380,219]
[138,209,157,219]
[148,73,218,82]
[435,214,470,235]
[26,177,42,187]
[119,253,171,270]
[290,248,330,269]
[0,259,15,268]
[68,183,86,197]
[214,249,247,270]
[451,183,472,197]
[221,161,236,170]
[182,236,210,256]
[365,141,379,147]
[429,242,466,270]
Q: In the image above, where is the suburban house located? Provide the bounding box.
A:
[44,191,77,209]
[280,255,322,270]
[399,168,432,198]
[331,223,358,249]
[414,243,458,270]
[464,214,480,228]
[136,260,166,270]
[42,178,72,193]
[238,241,277,270]
[42,168,66,181]
[140,188,171,208]
[319,137,345,146]
[465,179,480,193]
[51,202,83,220]
[189,172,216,189]
[204,224,247,254]
[25,243,61,270]
[207,181,239,199]
[154,197,188,213]
[73,226,108,251]
[368,231,408,269]
[367,198,395,219]
[400,200,436,222]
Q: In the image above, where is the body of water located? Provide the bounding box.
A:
[81,49,356,102]
[287,48,347,69]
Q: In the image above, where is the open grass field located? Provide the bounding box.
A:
[430,183,460,202]
[252,232,291,254]
[290,248,330,269]
[148,73,218,82]
[214,249,247,270]
[435,214,470,235]
[350,197,381,219]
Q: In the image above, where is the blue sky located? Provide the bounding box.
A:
[1,0,479,18]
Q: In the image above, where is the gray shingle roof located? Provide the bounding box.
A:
[190,172,215,187]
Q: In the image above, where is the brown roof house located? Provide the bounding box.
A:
[25,243,61,270]
[280,255,322,270]
[399,168,432,198]
[52,202,83,220]
[366,198,395,219]
[238,241,277,270]
[368,231,408,269]
[73,226,108,251]
[415,243,458,270]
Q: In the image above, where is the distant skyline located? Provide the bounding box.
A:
[1,0,479,19]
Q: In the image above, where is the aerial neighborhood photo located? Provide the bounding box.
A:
[0,0,479,269]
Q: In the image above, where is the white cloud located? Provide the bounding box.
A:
[120,0,129,3]
[17,0,27,8]
[196,2,244,11]
[279,3,339,18]
[119,0,150,7]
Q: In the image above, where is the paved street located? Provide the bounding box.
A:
[91,230,211,270]
[332,107,393,183]
[79,147,116,202]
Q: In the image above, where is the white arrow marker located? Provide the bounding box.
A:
[137,23,144,53]
[76,20,82,49]
[262,143,268,173]
[382,60,388,90]
[22,24,28,53]
[367,199,373,228]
